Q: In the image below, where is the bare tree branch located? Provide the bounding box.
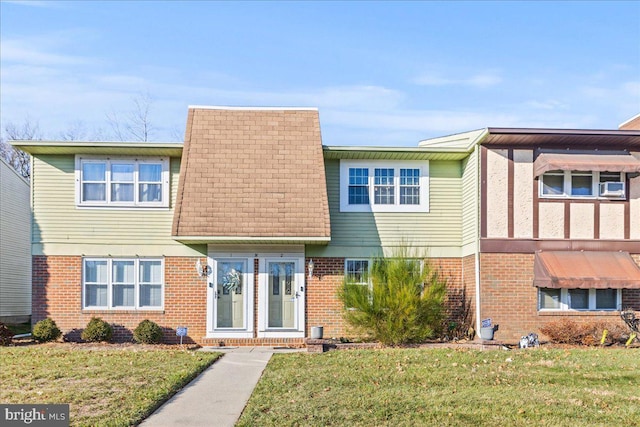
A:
[59,120,89,141]
[1,118,40,179]
[106,93,155,142]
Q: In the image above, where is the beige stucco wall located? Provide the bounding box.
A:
[486,149,508,238]
[513,150,533,238]
[570,204,594,239]
[599,204,625,239]
[538,203,565,238]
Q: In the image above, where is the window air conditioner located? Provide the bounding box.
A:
[599,181,625,197]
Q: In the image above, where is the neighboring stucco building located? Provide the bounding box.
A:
[0,156,31,323]
[13,107,640,344]
[426,127,640,340]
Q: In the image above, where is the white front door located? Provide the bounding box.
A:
[268,261,297,328]
[259,257,305,338]
[209,258,253,337]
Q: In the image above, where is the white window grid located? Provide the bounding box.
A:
[82,258,164,310]
[340,160,429,212]
[76,156,169,207]
[345,259,370,285]
[538,288,621,311]
[539,171,625,199]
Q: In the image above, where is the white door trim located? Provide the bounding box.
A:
[206,257,254,339]
[257,257,305,338]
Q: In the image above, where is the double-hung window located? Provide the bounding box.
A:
[77,156,169,207]
[83,258,164,310]
[340,160,429,212]
[345,259,369,285]
[538,288,620,311]
[374,169,395,205]
[348,168,370,205]
[540,170,625,199]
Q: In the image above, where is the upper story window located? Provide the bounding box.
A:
[540,170,625,199]
[340,160,429,212]
[76,156,169,208]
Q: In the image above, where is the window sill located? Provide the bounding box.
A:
[76,205,170,210]
[538,310,619,317]
[206,331,254,339]
[539,196,626,202]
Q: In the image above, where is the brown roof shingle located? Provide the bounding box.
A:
[172,107,330,242]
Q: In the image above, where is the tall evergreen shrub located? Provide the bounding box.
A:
[339,246,447,346]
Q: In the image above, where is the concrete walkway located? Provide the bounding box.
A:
[140,347,302,427]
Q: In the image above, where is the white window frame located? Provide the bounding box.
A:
[340,160,429,212]
[82,258,165,310]
[75,156,170,208]
[538,288,621,312]
[345,259,370,285]
[539,171,625,200]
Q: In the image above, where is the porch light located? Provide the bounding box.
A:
[308,259,314,279]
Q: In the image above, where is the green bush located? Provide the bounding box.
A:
[81,317,113,342]
[0,322,13,346]
[32,318,62,342]
[133,319,164,344]
[338,246,447,346]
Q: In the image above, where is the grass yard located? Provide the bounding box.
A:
[238,347,640,426]
[0,345,220,426]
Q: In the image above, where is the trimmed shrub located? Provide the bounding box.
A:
[32,318,62,342]
[0,322,13,346]
[81,317,113,342]
[338,246,447,346]
[133,320,164,344]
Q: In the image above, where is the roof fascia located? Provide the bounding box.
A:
[10,140,184,156]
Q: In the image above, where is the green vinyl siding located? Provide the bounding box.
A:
[307,159,463,258]
[31,154,204,256]
[461,148,479,255]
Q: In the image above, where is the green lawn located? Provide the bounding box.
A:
[238,347,640,426]
[0,345,220,426]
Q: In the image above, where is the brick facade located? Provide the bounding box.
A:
[34,254,476,345]
[305,256,475,340]
[480,252,640,341]
[33,255,208,344]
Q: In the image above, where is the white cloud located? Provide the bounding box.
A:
[1,0,62,7]
[525,99,569,110]
[413,71,502,88]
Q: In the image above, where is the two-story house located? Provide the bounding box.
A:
[0,157,31,324]
[14,106,640,344]
[420,125,640,339]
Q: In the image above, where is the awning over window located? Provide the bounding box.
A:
[533,251,640,289]
[534,153,640,177]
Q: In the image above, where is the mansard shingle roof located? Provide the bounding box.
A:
[172,107,331,243]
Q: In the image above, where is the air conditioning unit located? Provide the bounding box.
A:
[599,181,625,197]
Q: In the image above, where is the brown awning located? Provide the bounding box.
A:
[533,251,640,289]
[534,153,640,177]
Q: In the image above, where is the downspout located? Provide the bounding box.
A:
[474,130,489,337]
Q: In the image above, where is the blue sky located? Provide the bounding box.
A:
[1,1,639,146]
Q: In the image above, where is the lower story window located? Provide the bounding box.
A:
[83,258,164,310]
[345,259,369,284]
[538,288,620,311]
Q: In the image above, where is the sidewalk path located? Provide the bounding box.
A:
[140,347,301,427]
